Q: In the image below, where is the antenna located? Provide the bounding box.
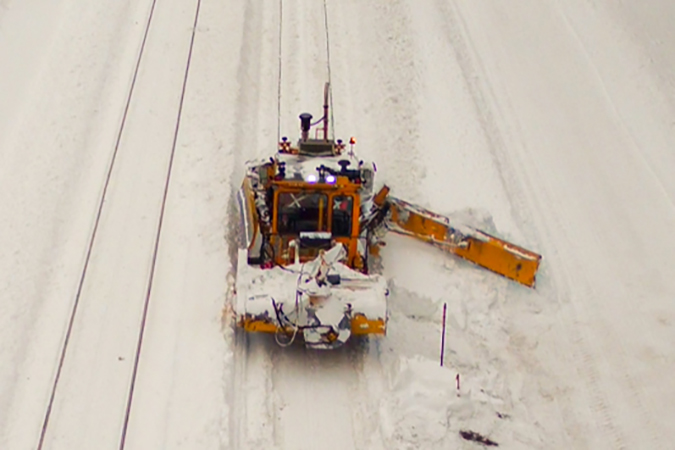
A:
[323,82,330,140]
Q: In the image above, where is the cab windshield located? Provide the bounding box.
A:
[277,192,328,234]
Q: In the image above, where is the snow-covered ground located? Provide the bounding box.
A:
[1,0,674,449]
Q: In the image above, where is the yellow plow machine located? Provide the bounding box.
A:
[234,83,541,349]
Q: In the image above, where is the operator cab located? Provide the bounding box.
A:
[244,83,373,271]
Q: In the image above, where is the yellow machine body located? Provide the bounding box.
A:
[378,191,541,287]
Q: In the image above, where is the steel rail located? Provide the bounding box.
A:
[36,1,160,448]
[117,0,203,448]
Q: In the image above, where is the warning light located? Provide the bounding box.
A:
[349,137,356,145]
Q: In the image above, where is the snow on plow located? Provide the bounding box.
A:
[232,82,542,349]
[234,242,388,350]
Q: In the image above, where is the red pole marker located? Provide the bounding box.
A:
[440,303,447,366]
[456,373,460,396]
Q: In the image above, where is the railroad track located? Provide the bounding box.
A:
[36,0,203,448]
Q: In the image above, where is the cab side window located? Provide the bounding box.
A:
[331,196,353,237]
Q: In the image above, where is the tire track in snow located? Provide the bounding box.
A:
[553,0,675,211]
[322,0,426,200]
[438,3,620,447]
[538,10,674,445]
[326,0,431,447]
[352,0,425,202]
[432,2,618,448]
[435,0,542,247]
[269,1,367,448]
[528,158,663,448]
[528,180,634,449]
[270,342,367,449]
[228,1,375,448]
[441,3,667,448]
[226,0,281,448]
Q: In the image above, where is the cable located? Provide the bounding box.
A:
[322,0,334,140]
[276,0,283,143]
[272,263,306,347]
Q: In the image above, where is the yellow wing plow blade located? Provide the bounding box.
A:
[376,189,541,288]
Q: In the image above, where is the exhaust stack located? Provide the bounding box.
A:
[299,113,312,142]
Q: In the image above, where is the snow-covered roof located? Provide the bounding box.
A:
[274,149,369,183]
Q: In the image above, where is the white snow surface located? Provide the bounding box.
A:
[1,0,675,449]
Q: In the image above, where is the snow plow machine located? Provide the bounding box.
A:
[233,83,541,349]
